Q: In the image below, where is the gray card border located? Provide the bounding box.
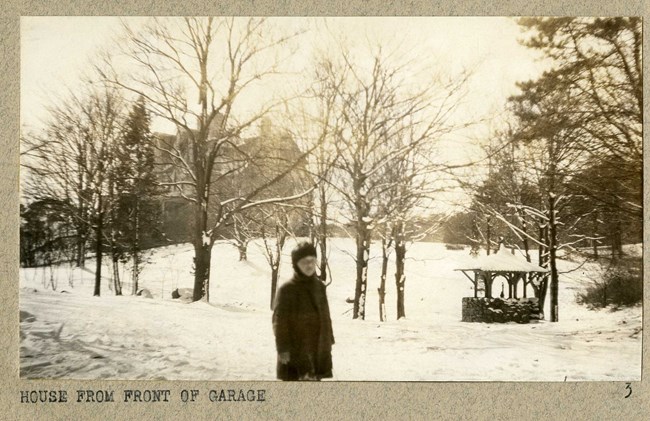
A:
[1,1,647,419]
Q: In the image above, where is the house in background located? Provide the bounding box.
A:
[151,116,311,245]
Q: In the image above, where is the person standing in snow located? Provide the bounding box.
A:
[272,241,335,381]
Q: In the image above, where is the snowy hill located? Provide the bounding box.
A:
[19,238,642,381]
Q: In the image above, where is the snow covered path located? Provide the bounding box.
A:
[19,240,642,381]
[20,290,277,380]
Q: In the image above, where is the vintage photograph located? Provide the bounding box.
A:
[19,16,642,381]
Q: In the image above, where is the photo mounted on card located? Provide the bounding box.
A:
[19,16,642,382]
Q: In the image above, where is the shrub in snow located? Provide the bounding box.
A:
[171,288,193,302]
[577,258,642,308]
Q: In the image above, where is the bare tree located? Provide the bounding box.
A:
[257,205,291,309]
[100,17,323,302]
[225,211,257,261]
[22,84,126,296]
[286,58,345,285]
[316,47,469,320]
[22,99,92,269]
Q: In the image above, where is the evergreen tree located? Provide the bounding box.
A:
[485,17,644,321]
[113,96,160,295]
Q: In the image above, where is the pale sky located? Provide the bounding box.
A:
[20,16,548,210]
[21,16,545,129]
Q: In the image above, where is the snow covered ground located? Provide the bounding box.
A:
[19,239,642,381]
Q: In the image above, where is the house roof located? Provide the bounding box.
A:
[455,248,549,273]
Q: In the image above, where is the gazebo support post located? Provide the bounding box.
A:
[506,275,511,299]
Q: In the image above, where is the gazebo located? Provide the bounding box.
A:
[455,248,549,323]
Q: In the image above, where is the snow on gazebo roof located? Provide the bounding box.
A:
[455,248,548,273]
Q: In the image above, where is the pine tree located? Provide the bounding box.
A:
[114,96,160,295]
[505,17,643,321]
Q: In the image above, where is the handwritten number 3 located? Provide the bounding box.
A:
[625,383,632,398]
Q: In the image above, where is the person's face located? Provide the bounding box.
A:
[297,255,317,277]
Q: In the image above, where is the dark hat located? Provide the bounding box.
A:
[291,241,317,267]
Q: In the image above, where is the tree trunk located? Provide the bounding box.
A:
[486,216,492,255]
[76,227,86,268]
[48,263,56,291]
[232,215,248,261]
[108,180,122,296]
[592,211,599,259]
[353,222,370,320]
[548,194,559,322]
[318,235,328,284]
[394,221,406,320]
[270,263,279,310]
[378,237,388,322]
[191,83,214,302]
[535,223,549,318]
[238,242,248,261]
[616,221,621,258]
[193,243,212,302]
[318,186,328,284]
[44,252,56,291]
[308,194,317,245]
[132,199,140,295]
[76,187,87,268]
[520,214,531,262]
[192,172,212,302]
[270,225,287,310]
[112,256,122,295]
[538,225,545,268]
[93,207,103,297]
[537,274,549,317]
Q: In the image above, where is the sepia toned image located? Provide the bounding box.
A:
[19,16,642,382]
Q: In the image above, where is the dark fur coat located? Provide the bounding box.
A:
[272,273,334,380]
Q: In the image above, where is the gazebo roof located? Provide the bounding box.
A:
[455,248,549,273]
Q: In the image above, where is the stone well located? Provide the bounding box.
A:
[461,297,540,323]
